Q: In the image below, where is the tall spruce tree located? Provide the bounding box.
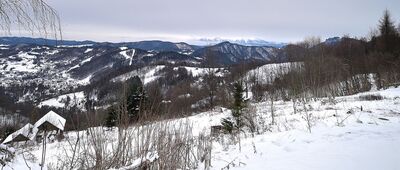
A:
[126,76,147,121]
[105,106,117,128]
[232,81,245,128]
[377,10,399,52]
[221,81,246,133]
[379,10,397,37]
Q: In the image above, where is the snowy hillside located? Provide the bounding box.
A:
[245,62,297,84]
[1,2,399,169]
[0,40,287,104]
[2,86,400,170]
[207,87,400,169]
[38,91,86,109]
[111,65,166,84]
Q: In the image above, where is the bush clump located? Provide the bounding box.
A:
[359,94,383,101]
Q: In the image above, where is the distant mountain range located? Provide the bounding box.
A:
[0,36,341,104]
[0,36,285,65]
[0,38,283,103]
[0,36,287,48]
[194,38,287,48]
[0,36,342,49]
[0,37,96,46]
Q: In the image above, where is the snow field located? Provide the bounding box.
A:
[2,87,400,169]
[38,91,85,109]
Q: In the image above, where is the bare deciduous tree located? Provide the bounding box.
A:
[0,0,61,39]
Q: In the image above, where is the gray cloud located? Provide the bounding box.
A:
[46,0,400,43]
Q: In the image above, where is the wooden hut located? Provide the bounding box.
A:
[33,110,66,170]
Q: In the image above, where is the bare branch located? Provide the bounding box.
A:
[0,0,61,39]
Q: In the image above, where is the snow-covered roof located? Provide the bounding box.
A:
[2,123,38,144]
[34,111,66,131]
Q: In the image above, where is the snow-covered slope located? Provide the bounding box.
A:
[245,62,298,84]
[206,87,400,170]
[3,86,400,169]
[111,65,227,84]
[209,121,400,170]
[38,91,86,109]
[111,65,165,84]
[173,66,226,77]
[0,44,197,103]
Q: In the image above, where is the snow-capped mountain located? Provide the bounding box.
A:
[193,41,285,65]
[195,38,287,48]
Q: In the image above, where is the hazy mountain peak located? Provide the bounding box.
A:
[194,37,287,48]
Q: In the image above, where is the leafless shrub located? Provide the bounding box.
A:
[220,157,246,170]
[0,145,14,168]
[334,111,352,127]
[301,102,314,133]
[242,104,263,134]
[321,97,337,105]
[359,94,383,101]
[51,116,212,170]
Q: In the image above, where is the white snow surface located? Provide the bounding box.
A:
[33,111,66,131]
[119,47,136,65]
[208,123,400,170]
[2,52,40,73]
[112,65,165,84]
[84,48,93,53]
[67,56,94,72]
[203,87,400,170]
[110,152,159,170]
[174,66,224,77]
[245,62,299,84]
[2,123,38,144]
[81,56,93,65]
[38,91,85,109]
[77,74,93,85]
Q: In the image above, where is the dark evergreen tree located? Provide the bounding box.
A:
[126,76,148,121]
[376,10,399,53]
[221,81,246,133]
[105,106,117,128]
[379,10,398,37]
[232,81,246,128]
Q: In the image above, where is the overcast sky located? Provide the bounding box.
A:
[45,0,400,44]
